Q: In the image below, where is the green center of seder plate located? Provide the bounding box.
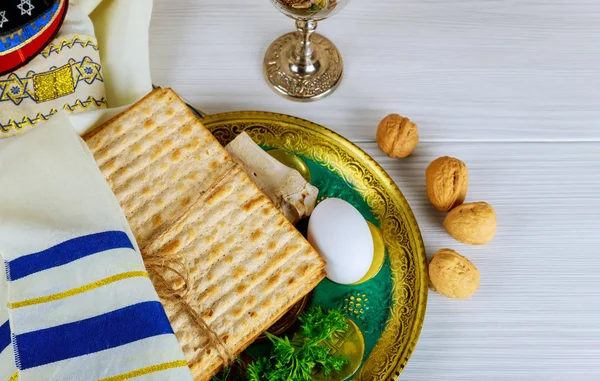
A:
[244,147,394,377]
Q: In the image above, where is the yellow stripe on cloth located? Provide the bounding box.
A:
[97,360,189,381]
[9,271,149,309]
[8,371,18,381]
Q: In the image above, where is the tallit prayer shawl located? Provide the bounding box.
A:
[0,112,193,381]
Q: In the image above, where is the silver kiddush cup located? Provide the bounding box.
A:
[264,0,351,102]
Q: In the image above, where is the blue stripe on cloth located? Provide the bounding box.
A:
[0,320,10,353]
[15,301,173,370]
[6,231,134,281]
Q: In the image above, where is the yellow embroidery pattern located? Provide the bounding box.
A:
[33,64,75,102]
[40,35,99,59]
[63,96,107,113]
[71,56,103,88]
[0,109,57,133]
[9,271,149,309]
[0,73,36,105]
[0,56,103,105]
[96,360,189,381]
[8,372,19,381]
[1,96,106,133]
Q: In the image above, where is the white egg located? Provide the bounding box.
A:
[307,198,374,285]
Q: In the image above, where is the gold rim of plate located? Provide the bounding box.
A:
[200,110,428,380]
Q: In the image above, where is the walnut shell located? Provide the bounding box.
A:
[376,114,419,158]
[426,156,468,212]
[429,248,480,299]
[443,202,497,245]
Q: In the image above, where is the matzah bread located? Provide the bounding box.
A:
[84,88,326,380]
[85,89,235,250]
[146,166,326,379]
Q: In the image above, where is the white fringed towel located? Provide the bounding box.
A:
[0,112,193,381]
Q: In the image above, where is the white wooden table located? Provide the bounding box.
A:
[150,1,600,380]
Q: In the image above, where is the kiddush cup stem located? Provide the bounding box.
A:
[296,19,316,59]
[290,19,320,76]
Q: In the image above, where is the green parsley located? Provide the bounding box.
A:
[212,307,349,381]
[246,306,349,381]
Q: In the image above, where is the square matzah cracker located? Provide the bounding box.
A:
[146,166,326,380]
[84,88,326,380]
[85,88,235,250]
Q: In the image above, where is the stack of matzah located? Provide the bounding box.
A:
[84,88,326,380]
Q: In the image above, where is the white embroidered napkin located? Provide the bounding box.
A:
[0,112,193,381]
[0,0,106,139]
[0,0,155,139]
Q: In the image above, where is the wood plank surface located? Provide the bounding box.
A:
[356,142,600,380]
[150,0,600,142]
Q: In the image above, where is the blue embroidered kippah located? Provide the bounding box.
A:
[0,0,68,75]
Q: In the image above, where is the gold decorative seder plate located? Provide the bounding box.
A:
[200,111,428,380]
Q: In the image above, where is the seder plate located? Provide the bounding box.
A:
[198,110,427,380]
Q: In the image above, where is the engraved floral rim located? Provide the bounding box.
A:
[199,110,428,380]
